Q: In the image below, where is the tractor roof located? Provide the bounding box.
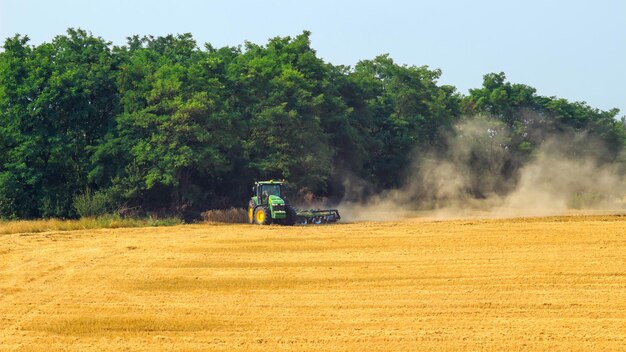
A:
[255,180,285,185]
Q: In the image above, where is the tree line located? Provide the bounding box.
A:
[0,29,624,219]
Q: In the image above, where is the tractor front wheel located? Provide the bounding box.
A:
[248,207,254,224]
[248,202,255,224]
[254,206,271,225]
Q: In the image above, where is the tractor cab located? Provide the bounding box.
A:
[255,182,283,205]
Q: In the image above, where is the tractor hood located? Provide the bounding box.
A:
[268,195,285,205]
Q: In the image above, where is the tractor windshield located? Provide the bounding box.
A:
[260,184,281,199]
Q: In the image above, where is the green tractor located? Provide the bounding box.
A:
[248,180,340,225]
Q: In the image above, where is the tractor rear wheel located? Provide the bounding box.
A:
[284,206,296,226]
[254,206,271,225]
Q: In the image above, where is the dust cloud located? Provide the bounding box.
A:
[338,115,626,221]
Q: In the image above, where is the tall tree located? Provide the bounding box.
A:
[92,34,241,212]
[353,55,461,189]
[0,29,118,218]
[229,32,335,195]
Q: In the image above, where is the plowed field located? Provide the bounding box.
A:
[1,215,625,351]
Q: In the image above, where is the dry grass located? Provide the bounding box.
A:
[201,207,247,223]
[0,217,180,235]
[1,215,625,351]
[26,314,235,335]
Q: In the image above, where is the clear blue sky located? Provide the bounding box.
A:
[1,0,625,116]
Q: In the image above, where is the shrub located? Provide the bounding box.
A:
[73,190,112,217]
[201,208,247,223]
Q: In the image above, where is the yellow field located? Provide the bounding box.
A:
[1,215,625,351]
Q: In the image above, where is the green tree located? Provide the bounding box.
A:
[0,29,118,218]
[353,55,461,189]
[466,72,626,166]
[229,32,335,195]
[92,34,241,212]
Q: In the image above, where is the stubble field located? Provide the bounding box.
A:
[1,215,625,351]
